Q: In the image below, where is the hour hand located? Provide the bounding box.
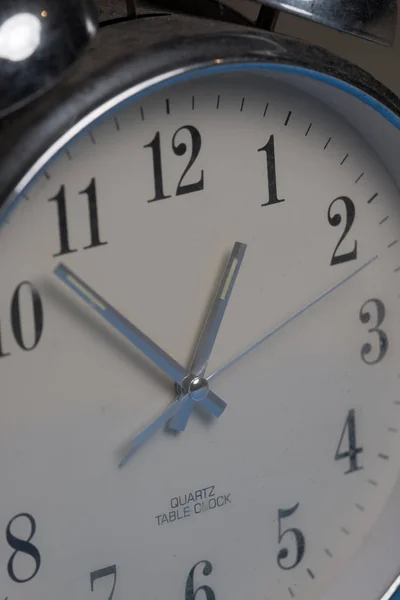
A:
[168,241,246,431]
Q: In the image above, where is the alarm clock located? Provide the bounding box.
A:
[1,2,400,600]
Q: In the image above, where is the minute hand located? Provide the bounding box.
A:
[207,256,378,382]
[55,263,187,384]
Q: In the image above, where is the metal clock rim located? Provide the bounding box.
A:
[1,15,400,214]
[2,62,400,231]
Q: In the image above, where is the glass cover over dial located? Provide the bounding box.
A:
[1,69,400,600]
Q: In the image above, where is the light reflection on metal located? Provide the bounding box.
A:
[0,13,41,62]
[0,0,98,118]
[254,0,397,46]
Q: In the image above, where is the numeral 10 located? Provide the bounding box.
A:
[0,281,43,358]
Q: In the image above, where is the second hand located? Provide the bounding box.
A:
[207,255,379,382]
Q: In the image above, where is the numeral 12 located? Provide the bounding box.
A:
[49,177,108,256]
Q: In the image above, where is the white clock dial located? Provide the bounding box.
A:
[1,69,400,600]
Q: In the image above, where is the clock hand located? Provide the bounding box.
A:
[168,242,247,431]
[118,393,192,467]
[119,386,225,467]
[54,263,226,418]
[207,255,378,382]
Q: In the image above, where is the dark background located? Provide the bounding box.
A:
[93,0,399,94]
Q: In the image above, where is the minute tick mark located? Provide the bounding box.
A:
[44,171,51,180]
[288,587,295,598]
[324,137,331,149]
[89,132,96,145]
[325,549,333,558]
[284,111,292,126]
[114,117,120,131]
[380,216,389,225]
[216,94,220,109]
[340,153,349,165]
[378,453,389,460]
[388,240,398,248]
[368,479,378,486]
[192,95,195,110]
[355,503,365,511]
[368,192,378,203]
[355,172,364,183]
[305,123,312,136]
[307,569,315,580]
[240,97,245,112]
[165,99,170,115]
[263,102,269,116]
[341,527,350,535]
[140,106,145,121]
[66,149,73,160]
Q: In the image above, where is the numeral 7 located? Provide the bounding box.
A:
[90,565,117,600]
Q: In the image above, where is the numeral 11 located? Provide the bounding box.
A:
[49,177,108,256]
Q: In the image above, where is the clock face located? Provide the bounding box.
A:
[1,67,400,600]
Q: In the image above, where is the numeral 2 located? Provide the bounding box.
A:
[328,196,357,265]
[258,135,285,207]
[146,125,204,202]
[90,565,117,600]
[0,282,44,358]
[49,177,108,256]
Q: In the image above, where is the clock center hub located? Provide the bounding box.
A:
[182,375,209,402]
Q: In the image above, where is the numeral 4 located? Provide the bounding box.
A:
[335,409,363,474]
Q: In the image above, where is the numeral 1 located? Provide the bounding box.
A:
[49,178,108,256]
[258,135,285,207]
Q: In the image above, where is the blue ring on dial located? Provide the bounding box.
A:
[2,62,400,230]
